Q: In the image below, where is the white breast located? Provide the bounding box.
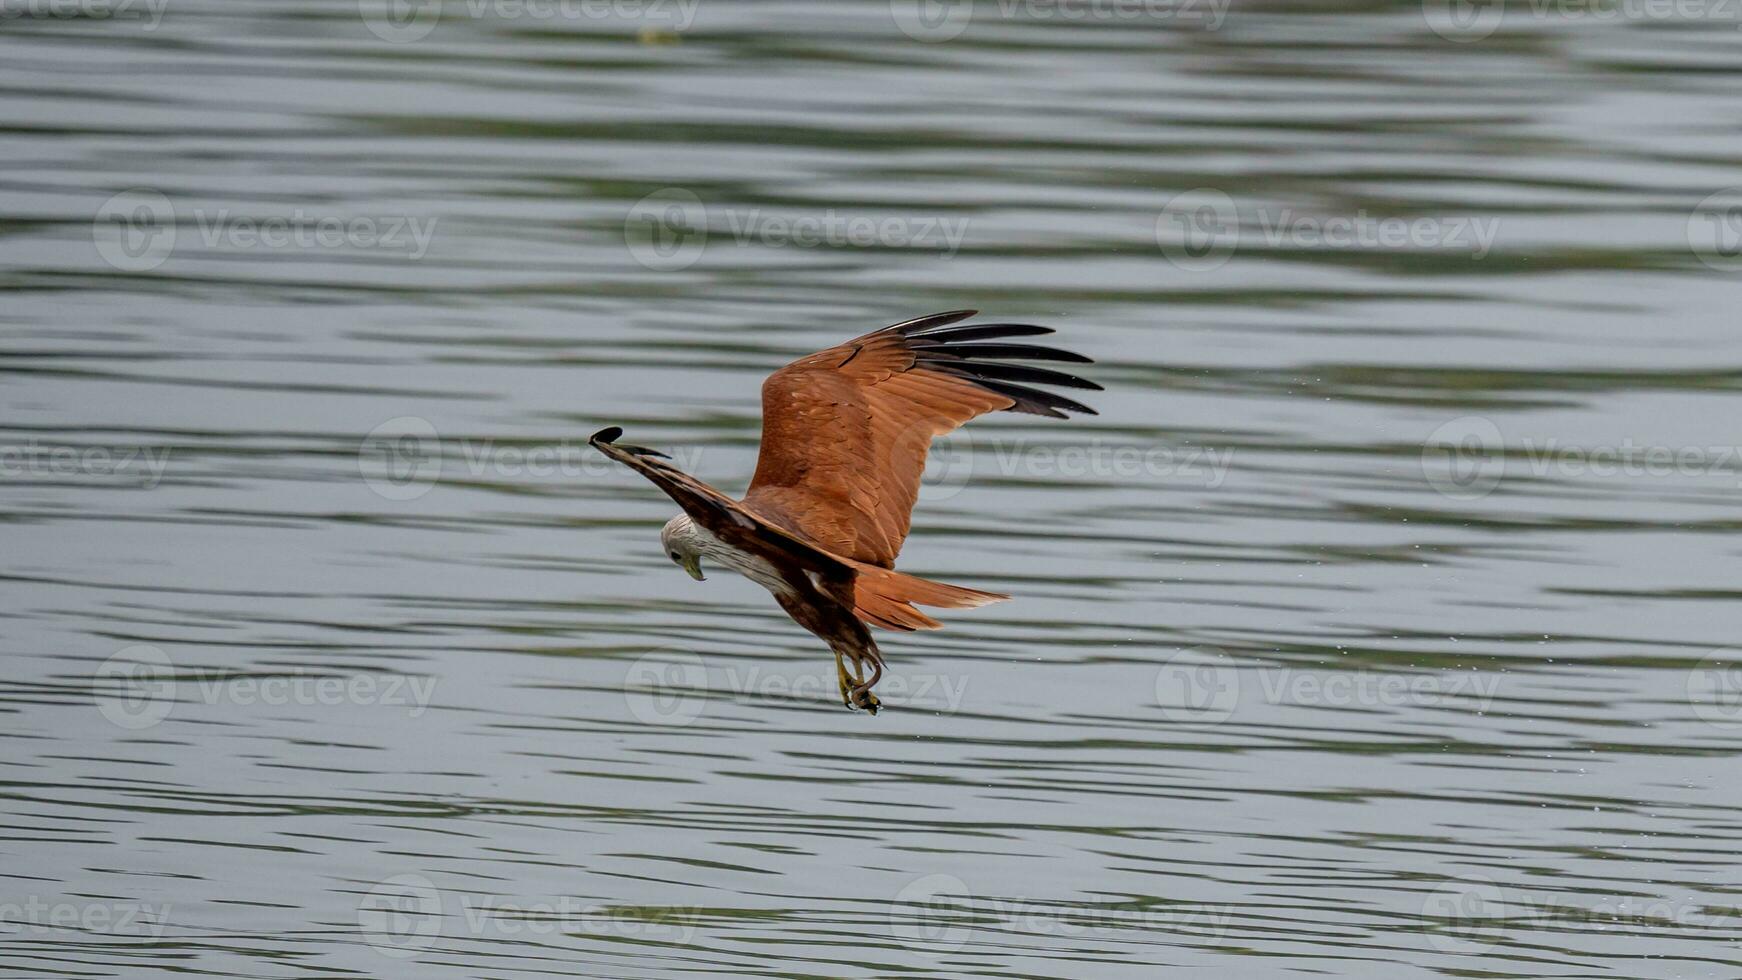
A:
[691,523,792,596]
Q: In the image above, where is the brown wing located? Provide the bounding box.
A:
[740,311,1099,568]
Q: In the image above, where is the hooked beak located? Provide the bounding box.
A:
[681,555,705,581]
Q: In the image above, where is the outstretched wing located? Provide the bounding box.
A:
[588,427,850,577]
[740,310,1099,568]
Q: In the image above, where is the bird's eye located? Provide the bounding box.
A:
[669,552,680,561]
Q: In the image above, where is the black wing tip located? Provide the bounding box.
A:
[903,313,1099,418]
[936,361,1102,392]
[974,378,1100,418]
[886,309,980,335]
[589,426,670,459]
[911,321,1057,340]
[910,342,1095,365]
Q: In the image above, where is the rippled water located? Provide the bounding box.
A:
[6,1,1742,976]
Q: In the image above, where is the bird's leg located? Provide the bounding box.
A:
[834,647,856,709]
[802,588,883,714]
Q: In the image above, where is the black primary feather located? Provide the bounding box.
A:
[932,359,1102,392]
[886,309,978,335]
[911,342,1092,364]
[969,378,1098,418]
[908,322,1055,343]
[884,311,1100,418]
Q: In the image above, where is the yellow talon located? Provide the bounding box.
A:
[835,650,854,708]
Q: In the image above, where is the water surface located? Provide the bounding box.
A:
[4,1,1742,976]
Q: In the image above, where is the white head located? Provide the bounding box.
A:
[660,514,707,581]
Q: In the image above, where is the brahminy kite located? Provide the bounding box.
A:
[591,310,1097,713]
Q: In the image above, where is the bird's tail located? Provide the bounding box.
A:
[848,563,1008,632]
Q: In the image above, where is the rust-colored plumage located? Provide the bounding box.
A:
[592,311,1097,713]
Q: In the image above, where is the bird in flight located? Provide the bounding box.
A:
[591,310,1098,714]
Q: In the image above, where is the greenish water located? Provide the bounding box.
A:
[5,1,1742,977]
